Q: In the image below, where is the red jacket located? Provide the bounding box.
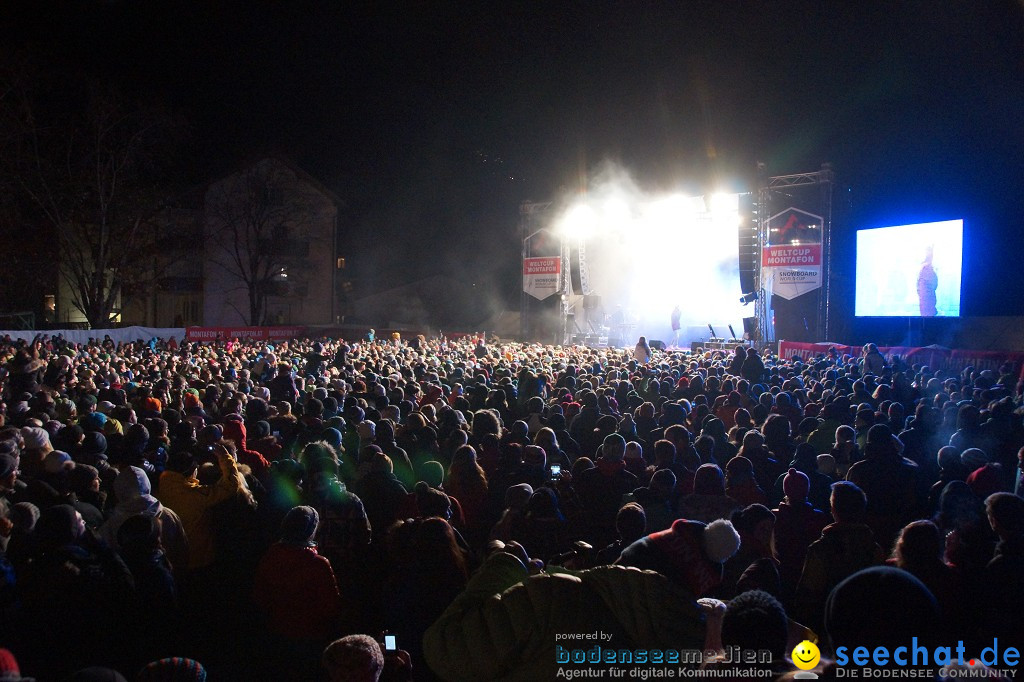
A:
[252,543,343,640]
[222,420,270,480]
[250,435,283,462]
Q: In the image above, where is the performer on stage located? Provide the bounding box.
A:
[670,305,681,348]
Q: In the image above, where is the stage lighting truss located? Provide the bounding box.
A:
[755,164,834,345]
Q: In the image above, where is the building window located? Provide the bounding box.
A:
[43,294,56,322]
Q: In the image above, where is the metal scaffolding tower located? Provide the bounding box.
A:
[519,200,553,340]
[756,163,835,345]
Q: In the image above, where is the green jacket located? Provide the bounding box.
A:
[806,418,843,454]
[424,553,705,681]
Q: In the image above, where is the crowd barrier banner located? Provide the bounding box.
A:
[778,340,1024,380]
[0,327,185,345]
[185,326,308,341]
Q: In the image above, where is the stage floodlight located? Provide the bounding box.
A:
[601,197,631,233]
[560,204,597,240]
[709,192,739,215]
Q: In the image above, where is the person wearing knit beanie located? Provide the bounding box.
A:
[417,460,445,488]
[10,502,40,533]
[865,422,897,446]
[720,590,789,667]
[65,668,126,682]
[414,481,453,519]
[725,456,767,506]
[616,517,740,597]
[490,483,534,543]
[960,447,989,473]
[141,397,163,416]
[0,454,17,482]
[280,505,319,546]
[20,427,51,453]
[43,450,75,475]
[601,433,627,462]
[356,420,376,446]
[936,446,960,472]
[624,440,645,467]
[782,467,810,503]
[253,507,343,644]
[966,462,1006,499]
[80,411,108,433]
[825,566,940,650]
[0,647,34,682]
[503,483,533,510]
[137,657,207,682]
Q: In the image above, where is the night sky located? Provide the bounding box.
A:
[5,1,1023,324]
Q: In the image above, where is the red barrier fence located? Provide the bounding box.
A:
[184,326,467,342]
[185,326,308,341]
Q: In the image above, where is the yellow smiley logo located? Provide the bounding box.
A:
[792,639,820,670]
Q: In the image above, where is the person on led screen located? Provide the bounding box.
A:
[916,245,938,317]
[855,219,962,318]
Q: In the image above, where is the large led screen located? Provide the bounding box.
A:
[855,219,963,317]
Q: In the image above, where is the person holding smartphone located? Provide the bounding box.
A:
[322,634,413,682]
[156,443,245,571]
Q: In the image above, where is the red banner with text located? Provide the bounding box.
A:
[523,256,562,300]
[778,341,1024,380]
[761,243,822,267]
[764,208,824,301]
[186,326,309,342]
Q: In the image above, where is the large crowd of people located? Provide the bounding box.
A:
[0,330,1023,681]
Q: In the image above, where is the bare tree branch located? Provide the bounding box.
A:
[1,71,184,327]
[205,160,319,325]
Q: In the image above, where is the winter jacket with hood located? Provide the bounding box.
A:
[99,466,189,572]
[423,553,705,681]
[771,500,829,596]
[249,434,283,462]
[794,521,883,633]
[575,459,639,528]
[221,419,270,480]
[806,417,845,455]
[157,452,245,569]
[846,447,918,548]
[252,542,344,640]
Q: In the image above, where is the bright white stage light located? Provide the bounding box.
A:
[559,203,598,240]
[581,187,745,345]
[709,192,739,215]
[600,197,632,234]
